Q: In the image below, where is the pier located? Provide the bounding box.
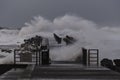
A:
[1,64,120,80]
[0,36,120,80]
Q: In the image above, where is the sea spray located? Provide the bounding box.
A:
[0,29,19,45]
[0,15,120,63]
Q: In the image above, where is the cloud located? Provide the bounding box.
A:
[0,0,120,28]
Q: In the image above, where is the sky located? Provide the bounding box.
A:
[0,0,120,28]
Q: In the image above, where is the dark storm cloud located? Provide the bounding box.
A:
[0,0,120,28]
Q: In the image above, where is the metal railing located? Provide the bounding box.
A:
[14,38,50,66]
[88,49,99,66]
[14,49,41,65]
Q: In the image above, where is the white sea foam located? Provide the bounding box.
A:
[0,15,120,64]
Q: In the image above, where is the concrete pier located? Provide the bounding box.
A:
[0,64,120,80]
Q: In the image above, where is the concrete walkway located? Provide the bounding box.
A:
[0,64,120,80]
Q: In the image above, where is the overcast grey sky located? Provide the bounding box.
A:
[0,0,120,28]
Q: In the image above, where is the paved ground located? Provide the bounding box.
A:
[31,64,120,79]
[0,64,120,80]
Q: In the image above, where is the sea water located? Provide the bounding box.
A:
[0,15,120,64]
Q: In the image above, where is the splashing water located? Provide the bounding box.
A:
[0,15,120,64]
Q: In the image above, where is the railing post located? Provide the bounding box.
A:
[36,49,38,65]
[97,49,99,66]
[14,49,16,70]
[88,49,90,66]
[39,48,41,65]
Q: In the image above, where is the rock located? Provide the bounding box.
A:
[53,33,62,44]
[101,58,113,68]
[113,59,120,67]
[1,49,12,53]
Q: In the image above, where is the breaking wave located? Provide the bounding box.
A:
[0,15,120,63]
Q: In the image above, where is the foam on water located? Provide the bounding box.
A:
[0,15,120,64]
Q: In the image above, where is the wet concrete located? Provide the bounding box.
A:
[0,64,120,80]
